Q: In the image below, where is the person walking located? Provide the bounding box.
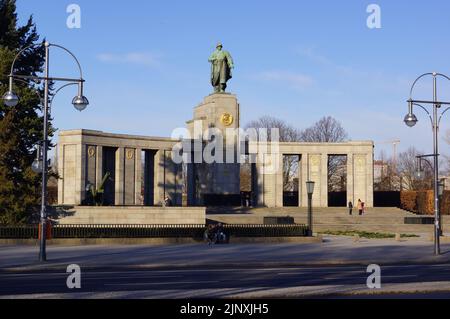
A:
[348,201,353,215]
[357,199,363,216]
[362,202,366,215]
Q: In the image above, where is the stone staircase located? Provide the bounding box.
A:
[206,207,449,235]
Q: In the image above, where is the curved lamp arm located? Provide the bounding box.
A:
[436,73,450,82]
[9,43,43,77]
[48,43,84,80]
[438,107,450,127]
[9,78,79,115]
[409,73,434,100]
[413,102,433,127]
[410,72,450,101]
[420,157,433,170]
[9,42,85,90]
[49,82,78,113]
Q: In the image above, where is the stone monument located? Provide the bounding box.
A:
[185,43,241,205]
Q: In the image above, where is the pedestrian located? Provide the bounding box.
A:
[362,202,366,215]
[357,199,363,216]
[204,224,216,245]
[348,201,353,215]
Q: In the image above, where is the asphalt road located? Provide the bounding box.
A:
[1,263,450,298]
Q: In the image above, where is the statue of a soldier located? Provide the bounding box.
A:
[209,43,234,93]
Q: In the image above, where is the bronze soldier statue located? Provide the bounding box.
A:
[209,43,234,93]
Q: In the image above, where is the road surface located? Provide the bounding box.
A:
[1,263,450,298]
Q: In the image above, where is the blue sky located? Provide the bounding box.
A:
[15,0,450,158]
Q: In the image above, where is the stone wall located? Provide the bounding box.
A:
[57,130,182,207]
[251,141,374,208]
[55,206,206,225]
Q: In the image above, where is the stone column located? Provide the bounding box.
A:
[353,154,367,207]
[308,154,322,207]
[95,146,103,190]
[347,153,354,205]
[366,152,374,207]
[86,145,97,189]
[321,153,328,207]
[135,148,142,205]
[261,153,277,208]
[75,143,85,205]
[57,143,65,205]
[124,148,136,205]
[254,152,265,206]
[301,154,308,207]
[154,150,165,206]
[275,153,284,207]
[163,150,180,205]
[115,147,125,205]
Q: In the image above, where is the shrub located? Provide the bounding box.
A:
[400,191,417,212]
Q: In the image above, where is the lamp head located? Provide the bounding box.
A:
[31,158,43,174]
[404,100,418,127]
[306,181,315,195]
[72,95,89,111]
[2,90,19,107]
[438,179,446,197]
[404,112,418,127]
[415,170,423,180]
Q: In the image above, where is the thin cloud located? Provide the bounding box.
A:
[96,52,162,68]
[296,46,332,66]
[257,70,314,90]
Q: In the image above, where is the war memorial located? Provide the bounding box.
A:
[56,44,374,224]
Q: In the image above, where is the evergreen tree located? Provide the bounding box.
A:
[0,0,46,225]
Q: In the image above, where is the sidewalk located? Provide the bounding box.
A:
[1,236,450,272]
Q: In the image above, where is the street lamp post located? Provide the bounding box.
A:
[404,72,450,255]
[2,42,89,262]
[306,181,315,237]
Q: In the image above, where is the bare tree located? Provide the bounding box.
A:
[246,116,302,142]
[397,147,433,191]
[300,116,348,143]
[374,150,399,191]
[300,116,349,192]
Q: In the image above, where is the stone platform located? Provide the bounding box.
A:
[51,206,206,225]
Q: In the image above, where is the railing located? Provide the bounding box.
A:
[0,224,309,239]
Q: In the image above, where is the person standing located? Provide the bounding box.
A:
[348,201,353,215]
[357,199,363,216]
